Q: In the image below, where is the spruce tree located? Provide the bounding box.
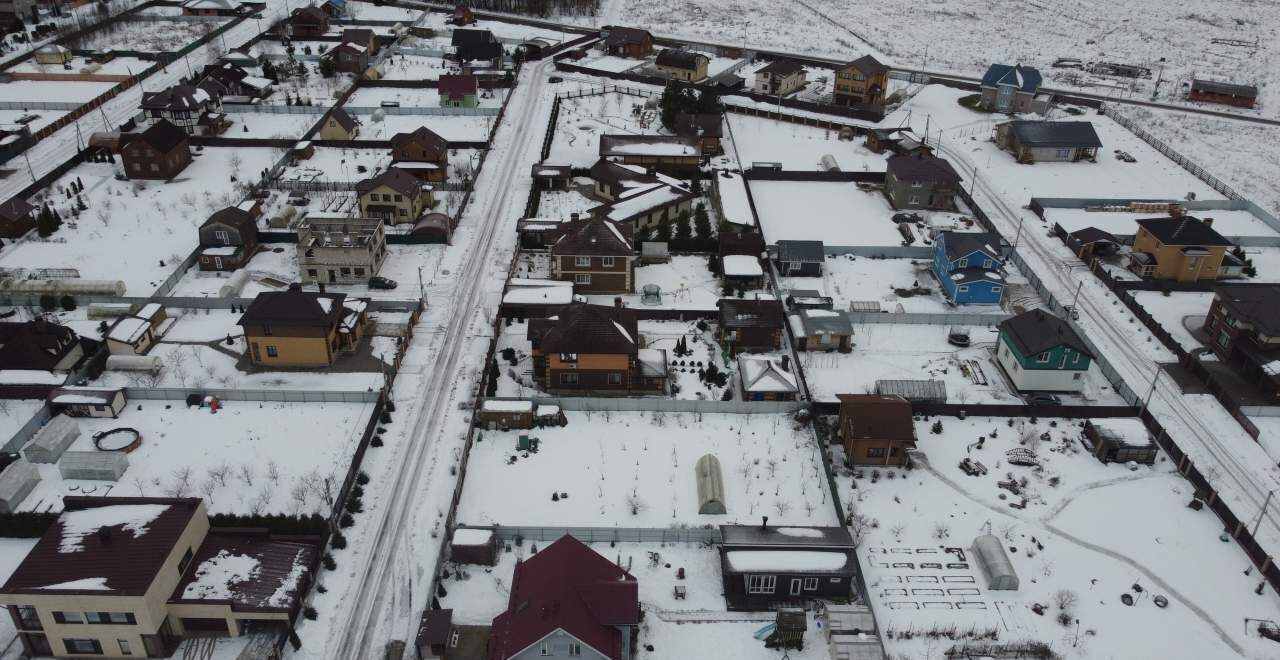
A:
[674,210,692,242]
[692,203,711,242]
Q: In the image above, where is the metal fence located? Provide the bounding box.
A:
[221,103,326,115]
[478,525,723,544]
[124,387,381,403]
[268,178,471,193]
[483,396,803,414]
[0,100,84,111]
[823,246,933,259]
[342,105,502,116]
[846,310,1009,326]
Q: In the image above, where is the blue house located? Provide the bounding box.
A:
[933,231,1005,305]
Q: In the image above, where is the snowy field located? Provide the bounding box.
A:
[750,180,903,246]
[0,148,278,295]
[726,113,888,172]
[0,78,116,103]
[456,411,837,528]
[546,89,666,166]
[0,108,69,133]
[838,413,1280,660]
[7,54,151,76]
[1044,207,1279,240]
[359,113,495,142]
[268,72,353,106]
[344,86,506,109]
[1129,291,1214,354]
[378,53,454,80]
[581,255,724,310]
[224,112,321,139]
[73,18,221,52]
[782,254,978,314]
[18,400,374,516]
[0,399,45,443]
[345,0,422,21]
[536,187,598,217]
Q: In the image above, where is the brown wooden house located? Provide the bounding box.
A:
[198,207,259,271]
[837,394,916,466]
[717,298,784,354]
[528,302,666,395]
[674,111,723,156]
[604,26,653,58]
[341,28,378,55]
[390,126,449,182]
[549,215,636,294]
[326,41,369,75]
[0,197,35,238]
[289,6,328,38]
[833,55,889,106]
[120,120,192,180]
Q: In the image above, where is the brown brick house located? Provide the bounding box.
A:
[197,207,258,271]
[120,120,191,180]
[528,303,666,395]
[1203,284,1280,400]
[237,285,368,367]
[837,394,916,466]
[289,6,328,38]
[390,126,449,182]
[604,26,653,58]
[717,298,784,354]
[833,55,889,106]
[0,197,35,238]
[549,215,636,293]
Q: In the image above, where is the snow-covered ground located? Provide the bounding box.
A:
[345,85,507,108]
[18,400,374,516]
[1129,291,1214,354]
[359,112,495,141]
[0,78,116,103]
[345,0,422,22]
[224,111,320,139]
[639,319,729,401]
[782,254,979,314]
[1045,207,1278,240]
[72,17,221,52]
[582,255,723,310]
[726,113,888,172]
[536,187,598,217]
[546,88,665,166]
[0,399,45,442]
[750,180,904,246]
[6,54,151,76]
[378,53,454,80]
[456,410,837,528]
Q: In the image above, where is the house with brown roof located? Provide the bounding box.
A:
[341,27,378,55]
[837,394,916,466]
[198,207,258,271]
[834,55,889,106]
[438,73,479,108]
[326,41,369,75]
[0,320,84,372]
[0,197,35,238]
[591,181,696,232]
[717,298,784,354]
[1203,284,1280,401]
[752,58,806,96]
[0,497,319,658]
[528,302,665,395]
[655,49,709,82]
[600,135,700,171]
[1128,215,1236,282]
[604,26,653,58]
[288,6,328,38]
[549,215,636,294]
[486,535,640,660]
[317,107,359,140]
[140,83,225,136]
[120,120,192,180]
[884,153,961,210]
[390,126,449,182]
[673,111,723,156]
[237,285,368,367]
[357,167,435,224]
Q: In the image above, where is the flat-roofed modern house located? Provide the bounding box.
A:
[718,524,857,611]
[994,120,1101,163]
[995,309,1094,392]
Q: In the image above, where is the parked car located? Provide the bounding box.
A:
[892,212,923,224]
[1024,392,1062,406]
[548,75,563,83]
[369,276,398,290]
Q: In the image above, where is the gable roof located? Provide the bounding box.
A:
[673,111,722,139]
[237,287,346,328]
[655,49,707,70]
[291,5,327,23]
[487,535,638,660]
[794,308,852,336]
[201,207,255,236]
[981,63,1042,92]
[342,27,374,44]
[141,84,215,112]
[843,54,887,77]
[605,26,651,48]
[529,303,639,355]
[719,230,765,257]
[1191,78,1257,98]
[591,183,694,225]
[551,216,633,255]
[589,158,657,188]
[739,354,798,393]
[1003,120,1102,148]
[457,40,504,62]
[998,308,1094,359]
[1135,216,1232,247]
[887,153,961,184]
[941,231,1002,263]
[717,298,784,329]
[438,73,479,99]
[325,107,358,132]
[836,394,914,441]
[391,125,448,157]
[0,319,78,371]
[356,166,428,198]
[757,58,804,77]
[452,28,495,47]
[1068,227,1118,245]
[131,119,189,154]
[775,240,824,263]
[0,197,34,222]
[1213,284,1280,337]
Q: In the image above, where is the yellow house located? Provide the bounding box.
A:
[1129,216,1235,282]
[356,166,434,224]
[237,285,368,367]
[316,107,359,140]
[0,497,319,658]
[655,49,709,82]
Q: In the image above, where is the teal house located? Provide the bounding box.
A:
[995,309,1094,392]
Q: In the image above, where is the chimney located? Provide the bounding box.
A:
[614,296,623,308]
[288,282,303,292]
[97,528,111,543]
[761,515,769,531]
[1203,217,1214,227]
[570,212,579,222]
[780,355,790,372]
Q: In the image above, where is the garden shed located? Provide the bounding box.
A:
[58,451,129,481]
[0,459,39,513]
[21,414,79,464]
[450,527,497,565]
[695,454,727,514]
[1084,420,1157,465]
[973,534,1019,590]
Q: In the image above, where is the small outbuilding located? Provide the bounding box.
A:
[694,454,727,514]
[47,387,127,418]
[0,459,39,513]
[476,399,534,430]
[972,534,1019,590]
[1084,420,1157,465]
[105,315,157,355]
[449,527,497,565]
[773,240,824,277]
[58,451,129,481]
[22,414,80,464]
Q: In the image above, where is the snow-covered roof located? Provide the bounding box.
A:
[725,550,848,572]
[482,400,533,412]
[108,316,151,345]
[201,245,239,256]
[181,550,261,600]
[58,504,171,554]
[137,303,162,320]
[600,184,688,223]
[0,369,65,385]
[503,285,574,305]
[722,255,763,277]
[182,0,240,8]
[738,355,798,393]
[716,171,754,226]
[451,528,494,546]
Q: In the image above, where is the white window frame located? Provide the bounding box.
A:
[803,577,819,591]
[574,273,592,284]
[789,578,802,596]
[908,195,921,205]
[957,258,968,268]
[957,285,969,293]
[602,256,616,267]
[746,575,776,594]
[540,642,551,656]
[1037,352,1051,364]
[567,642,582,656]
[575,256,592,267]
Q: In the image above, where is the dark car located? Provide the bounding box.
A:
[892,212,923,223]
[1025,393,1062,407]
[548,76,563,83]
[369,276,398,290]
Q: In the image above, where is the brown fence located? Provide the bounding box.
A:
[743,169,884,183]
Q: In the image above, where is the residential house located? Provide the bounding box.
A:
[297,215,387,285]
[321,0,346,16]
[1203,284,1280,400]
[317,107,359,140]
[452,28,503,67]
[717,298,784,354]
[198,207,258,271]
[0,320,84,372]
[864,127,927,155]
[140,83,225,136]
[752,58,806,96]
[486,535,639,660]
[673,111,723,156]
[180,0,241,17]
[1128,216,1236,282]
[238,285,368,367]
[288,6,328,38]
[995,309,1094,392]
[548,215,637,294]
[120,120,192,180]
[722,254,764,290]
[0,496,318,658]
[590,180,696,232]
[772,240,824,277]
[200,63,272,101]
[994,120,1101,163]
[390,126,449,183]
[979,63,1048,113]
[341,27,378,55]
[0,197,34,238]
[789,308,852,352]
[356,167,434,224]
[837,393,916,466]
[1188,79,1257,109]
[604,26,653,58]
[718,524,857,611]
[105,315,156,356]
[884,153,961,210]
[738,354,799,401]
[833,55,889,106]
[33,43,71,65]
[599,134,700,171]
[48,387,127,418]
[438,73,479,108]
[718,230,765,262]
[588,158,682,201]
[932,231,1005,305]
[326,41,369,75]
[654,49,708,82]
[219,46,262,69]
[527,302,666,395]
[451,3,475,25]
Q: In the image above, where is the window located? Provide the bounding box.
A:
[602,256,616,268]
[957,258,968,268]
[262,324,273,337]
[540,643,551,656]
[866,447,886,458]
[560,373,578,385]
[1072,353,1082,364]
[85,612,105,624]
[910,180,923,188]
[746,575,776,594]
[394,194,403,202]
[266,345,279,358]
[63,639,102,654]
[957,285,969,293]
[340,267,351,276]
[149,163,159,172]
[1056,148,1071,159]
[830,577,842,583]
[803,578,818,591]
[107,613,134,625]
[307,269,318,278]
[1037,352,1051,363]
[15,606,40,630]
[559,353,578,363]
[214,230,229,243]
[575,256,592,267]
[567,643,582,656]
[991,286,1003,294]
[908,195,920,205]
[574,274,592,285]
[1073,372,1083,380]
[354,268,365,276]
[53,612,83,624]
[607,373,622,385]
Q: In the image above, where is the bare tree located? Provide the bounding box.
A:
[1053,589,1078,611]
[207,462,231,488]
[237,463,255,487]
[624,494,646,516]
[266,460,281,485]
[774,500,792,516]
[932,522,950,540]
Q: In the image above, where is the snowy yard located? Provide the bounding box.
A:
[1129,291,1214,354]
[344,86,506,109]
[0,148,278,295]
[359,113,495,142]
[0,78,116,103]
[345,0,422,22]
[0,399,45,442]
[749,180,904,246]
[783,254,979,314]
[378,53,454,80]
[224,112,321,139]
[726,113,888,172]
[17,400,374,516]
[456,411,837,528]
[1044,207,1279,240]
[581,255,724,310]
[546,90,666,166]
[536,187,598,218]
[7,54,151,76]
[72,18,222,52]
[638,320,729,401]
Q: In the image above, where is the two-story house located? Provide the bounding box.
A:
[1129,216,1237,282]
[528,302,666,395]
[932,231,1005,305]
[197,207,258,271]
[0,497,319,658]
[588,158,682,201]
[317,107,359,140]
[833,55,889,106]
[0,197,35,238]
[200,62,273,101]
[884,153,961,211]
[753,58,806,96]
[238,285,368,367]
[356,167,434,224]
[0,319,84,372]
[288,6,328,38]
[994,120,1101,163]
[486,535,639,660]
[591,181,696,233]
[604,26,653,58]
[717,298,784,355]
[452,28,503,67]
[549,215,636,294]
[390,126,449,182]
[438,73,479,108]
[297,215,387,285]
[1203,284,1280,400]
[996,309,1094,392]
[655,49,709,82]
[979,63,1048,113]
[326,41,369,75]
[837,393,916,466]
[120,120,192,180]
[140,83,225,136]
[341,27,378,55]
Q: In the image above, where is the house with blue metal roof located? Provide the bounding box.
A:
[979,63,1049,113]
[932,231,1006,305]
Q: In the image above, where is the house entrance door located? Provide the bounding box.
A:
[789,579,802,596]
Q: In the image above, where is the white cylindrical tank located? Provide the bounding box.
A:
[219,270,250,298]
[0,279,126,295]
[819,154,840,172]
[105,355,162,373]
[87,303,135,319]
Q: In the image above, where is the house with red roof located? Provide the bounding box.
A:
[486,535,639,659]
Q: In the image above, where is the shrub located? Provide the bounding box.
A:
[370,436,383,447]
[356,472,370,486]
[345,497,363,514]
[322,554,336,570]
[303,606,318,620]
[339,513,355,528]
[330,532,347,549]
[59,295,76,311]
[350,485,364,500]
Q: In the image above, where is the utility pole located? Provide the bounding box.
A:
[417,265,425,303]
[1254,490,1275,538]
[1140,363,1162,417]
[1070,280,1084,311]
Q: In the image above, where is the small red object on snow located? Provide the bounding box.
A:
[676,567,685,580]
[209,397,220,413]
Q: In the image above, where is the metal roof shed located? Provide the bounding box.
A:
[695,454,727,514]
[973,534,1019,590]
[22,414,80,464]
[0,459,39,513]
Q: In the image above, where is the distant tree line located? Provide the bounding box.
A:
[463,0,600,18]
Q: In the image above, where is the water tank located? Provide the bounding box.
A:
[219,270,250,297]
